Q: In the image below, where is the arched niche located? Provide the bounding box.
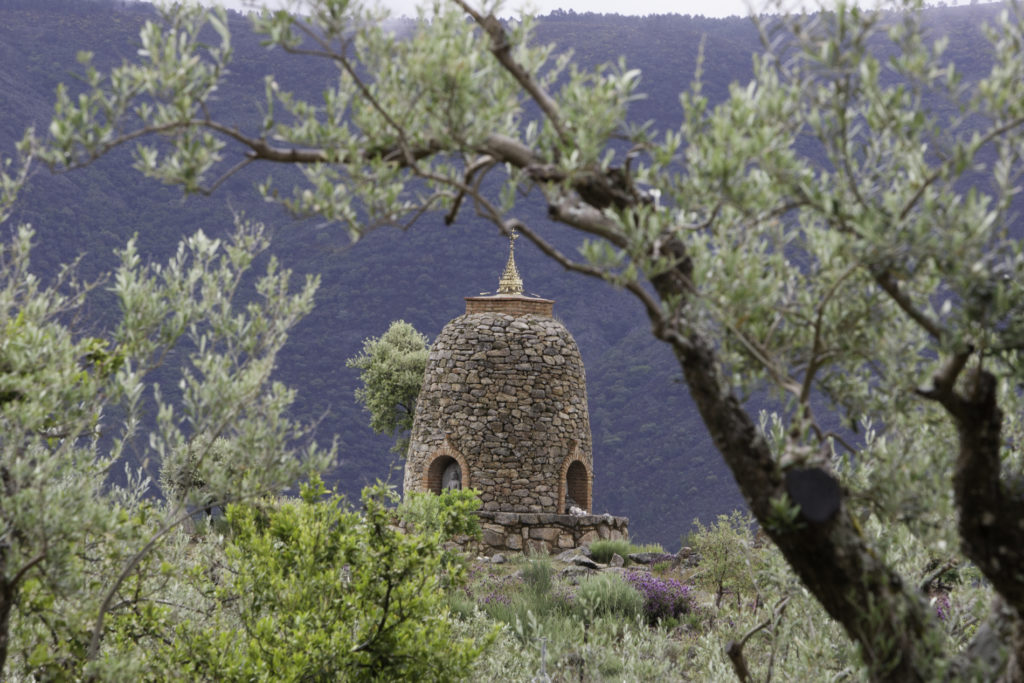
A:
[424,444,470,495]
[559,456,592,514]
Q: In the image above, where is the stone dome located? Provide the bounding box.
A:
[403,295,593,514]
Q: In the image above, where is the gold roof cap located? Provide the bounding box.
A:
[497,229,524,296]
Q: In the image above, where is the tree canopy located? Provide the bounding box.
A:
[346,319,430,455]
[20,0,1024,677]
[0,208,333,675]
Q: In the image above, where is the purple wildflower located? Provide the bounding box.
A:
[625,570,694,624]
[933,594,951,621]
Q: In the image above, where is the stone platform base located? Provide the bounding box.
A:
[476,510,629,555]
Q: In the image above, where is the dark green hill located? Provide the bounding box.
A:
[0,0,1006,547]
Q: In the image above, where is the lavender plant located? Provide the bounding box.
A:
[625,571,694,625]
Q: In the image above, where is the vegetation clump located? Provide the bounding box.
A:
[587,539,634,564]
[346,320,430,455]
[624,571,694,625]
[588,540,666,565]
[573,573,644,621]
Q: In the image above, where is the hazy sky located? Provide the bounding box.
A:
[214,0,777,19]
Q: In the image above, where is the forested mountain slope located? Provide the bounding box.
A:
[0,0,1004,546]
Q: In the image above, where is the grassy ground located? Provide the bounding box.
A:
[447,546,714,682]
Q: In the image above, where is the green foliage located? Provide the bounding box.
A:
[397,488,482,541]
[573,573,644,621]
[397,488,482,582]
[651,560,672,575]
[631,542,666,554]
[519,554,555,596]
[472,556,568,635]
[588,539,634,564]
[145,476,485,681]
[689,510,757,608]
[588,539,664,565]
[158,432,233,509]
[0,212,330,678]
[346,320,430,455]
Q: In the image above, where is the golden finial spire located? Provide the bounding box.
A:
[497,229,524,296]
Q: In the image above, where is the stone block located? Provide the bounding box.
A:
[578,530,599,546]
[495,512,518,526]
[525,539,550,555]
[529,527,560,542]
[572,555,599,569]
[506,534,522,550]
[481,527,506,548]
[557,534,575,549]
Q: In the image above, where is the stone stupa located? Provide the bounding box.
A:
[403,231,628,553]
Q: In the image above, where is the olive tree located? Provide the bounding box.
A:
[0,149,332,677]
[690,510,758,610]
[33,0,1024,678]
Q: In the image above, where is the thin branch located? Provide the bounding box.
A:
[545,193,629,248]
[916,351,970,406]
[717,312,803,399]
[286,22,418,167]
[197,156,254,196]
[873,271,943,340]
[800,262,860,405]
[446,155,495,225]
[898,113,1024,222]
[919,558,959,593]
[453,1,571,145]
[818,429,858,456]
[726,595,791,683]
[511,219,668,334]
[481,133,547,171]
[85,498,224,661]
[9,551,46,590]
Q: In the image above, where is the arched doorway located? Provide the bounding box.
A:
[564,460,590,513]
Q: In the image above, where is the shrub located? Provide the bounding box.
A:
[625,570,694,625]
[397,488,482,541]
[149,477,486,680]
[573,574,643,621]
[473,557,576,636]
[651,560,673,575]
[589,539,633,563]
[631,542,667,554]
[689,510,756,608]
[520,555,554,596]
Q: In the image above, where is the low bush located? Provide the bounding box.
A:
[572,573,643,621]
[625,570,694,625]
[474,557,575,638]
[651,560,673,575]
[588,539,634,563]
[631,542,667,554]
[520,554,554,596]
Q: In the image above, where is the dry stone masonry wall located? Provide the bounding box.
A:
[476,511,629,555]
